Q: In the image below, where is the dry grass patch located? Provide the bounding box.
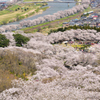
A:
[0,69,17,92]
[0,49,39,92]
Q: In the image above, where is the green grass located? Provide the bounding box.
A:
[23,0,47,2]
[9,5,21,11]
[22,12,80,33]
[22,6,94,33]
[0,10,10,15]
[24,0,33,1]
[48,25,100,35]
[0,3,48,25]
[71,44,91,49]
[41,6,49,11]
[83,6,93,13]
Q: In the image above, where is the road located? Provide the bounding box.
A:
[23,1,75,3]
[24,8,100,33]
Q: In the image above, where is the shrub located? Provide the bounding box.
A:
[13,34,30,47]
[0,50,37,92]
[2,20,8,25]
[0,52,36,79]
[17,8,20,10]
[48,25,100,34]
[0,34,9,47]
[16,15,25,21]
[35,8,39,13]
[26,14,28,17]
[0,69,16,93]
[24,8,27,11]
[37,27,41,32]
[15,9,17,11]
[29,11,35,16]
[9,19,15,23]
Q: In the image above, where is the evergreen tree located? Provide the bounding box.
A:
[13,34,30,47]
[0,34,9,47]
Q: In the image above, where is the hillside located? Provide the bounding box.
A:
[0,0,100,99]
[0,2,48,25]
[0,29,100,99]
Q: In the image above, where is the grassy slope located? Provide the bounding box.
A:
[0,51,37,92]
[24,0,42,1]
[22,6,97,34]
[0,3,48,25]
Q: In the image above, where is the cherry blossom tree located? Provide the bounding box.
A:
[0,30,100,99]
[18,2,90,28]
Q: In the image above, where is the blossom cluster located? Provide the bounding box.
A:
[0,29,100,100]
[0,0,90,33]
[47,29,100,43]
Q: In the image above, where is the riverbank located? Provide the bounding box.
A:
[23,6,49,19]
[0,3,48,25]
[24,0,54,2]
[22,6,94,34]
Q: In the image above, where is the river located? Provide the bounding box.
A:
[8,0,76,25]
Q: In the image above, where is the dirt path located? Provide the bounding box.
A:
[24,11,83,33]
[24,8,100,33]
[23,9,35,16]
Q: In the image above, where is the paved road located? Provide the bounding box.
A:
[23,1,75,3]
[24,8,100,33]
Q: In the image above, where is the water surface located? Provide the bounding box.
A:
[8,0,76,25]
